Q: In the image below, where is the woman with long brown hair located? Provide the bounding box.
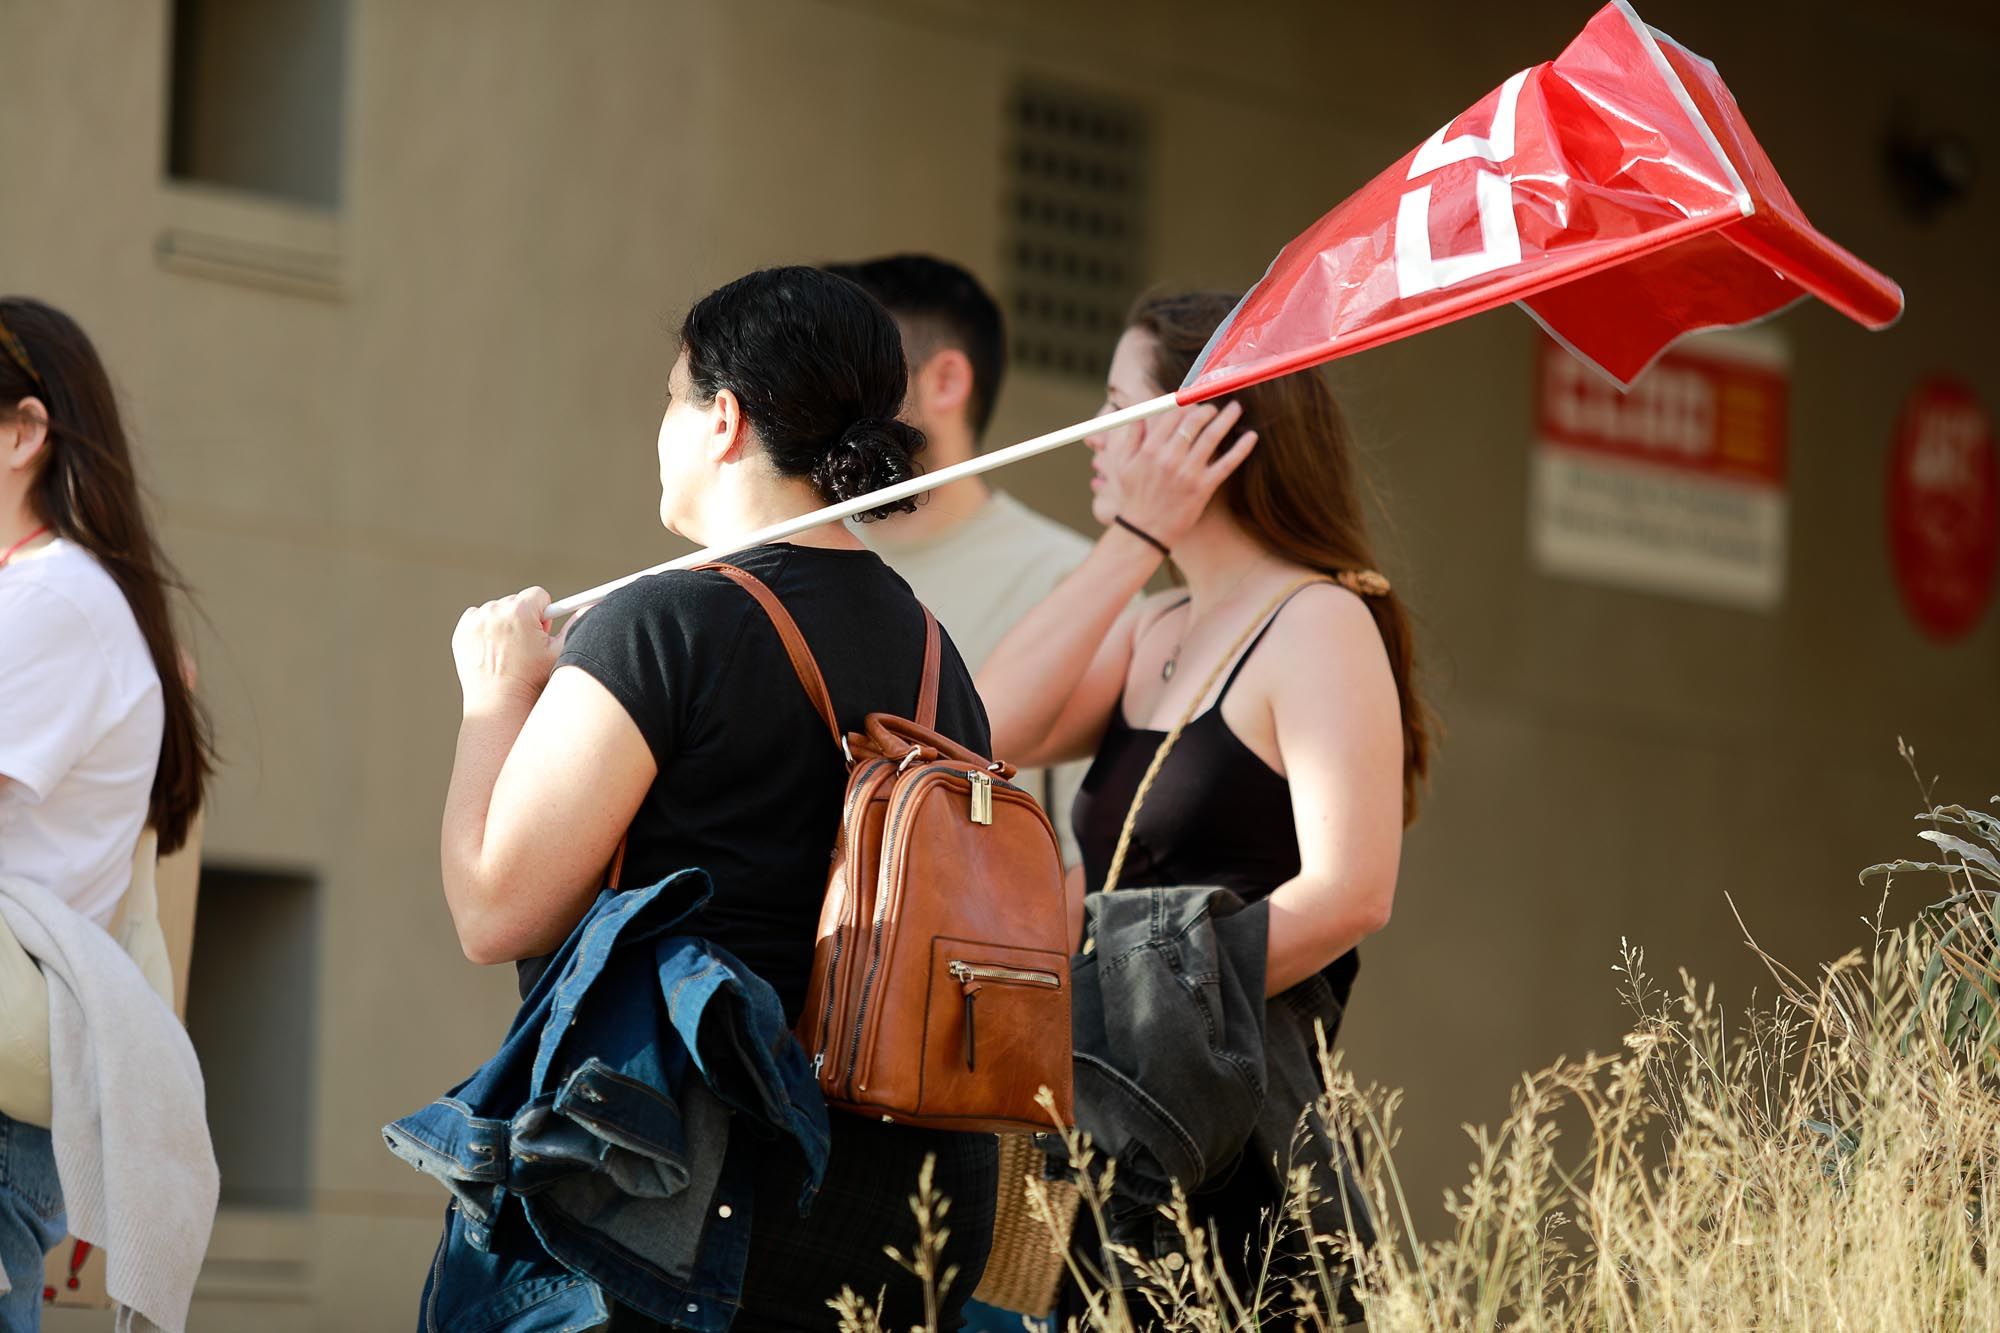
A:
[0,297,214,1331]
[979,289,1429,1312]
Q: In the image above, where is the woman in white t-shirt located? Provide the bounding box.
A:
[0,298,213,1331]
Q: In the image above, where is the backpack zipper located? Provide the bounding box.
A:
[812,756,891,1076]
[948,961,1061,987]
[949,960,1062,1072]
[842,764,1019,1095]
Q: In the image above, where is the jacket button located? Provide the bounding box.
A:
[687,1304,699,1314]
[717,1204,733,1219]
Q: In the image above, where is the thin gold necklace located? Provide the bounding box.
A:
[1161,557,1268,682]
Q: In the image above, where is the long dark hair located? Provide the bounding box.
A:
[680,267,925,520]
[0,297,213,853]
[1128,290,1433,823]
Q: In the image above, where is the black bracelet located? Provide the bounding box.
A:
[1114,516,1171,558]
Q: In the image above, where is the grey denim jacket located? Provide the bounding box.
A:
[1063,886,1375,1270]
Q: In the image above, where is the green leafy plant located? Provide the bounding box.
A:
[1863,741,2000,1070]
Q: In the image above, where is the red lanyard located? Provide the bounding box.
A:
[0,525,49,568]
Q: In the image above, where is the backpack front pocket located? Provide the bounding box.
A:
[919,937,1070,1129]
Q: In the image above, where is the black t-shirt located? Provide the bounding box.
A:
[522,543,991,1015]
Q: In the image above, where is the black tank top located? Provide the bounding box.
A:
[1070,589,1359,1010]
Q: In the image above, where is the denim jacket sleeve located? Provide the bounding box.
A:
[384,871,831,1333]
[1068,887,1273,1201]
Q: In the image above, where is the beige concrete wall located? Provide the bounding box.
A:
[3,0,1995,1326]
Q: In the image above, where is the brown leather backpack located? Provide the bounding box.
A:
[702,564,1073,1135]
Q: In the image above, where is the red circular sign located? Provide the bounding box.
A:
[1887,378,1997,642]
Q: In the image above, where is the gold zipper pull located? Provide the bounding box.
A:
[950,963,991,1070]
[968,771,993,825]
[960,976,982,1070]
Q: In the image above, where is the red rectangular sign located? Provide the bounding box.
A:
[1530,330,1790,609]
[1536,335,1788,486]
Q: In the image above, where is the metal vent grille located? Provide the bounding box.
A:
[1004,81,1151,380]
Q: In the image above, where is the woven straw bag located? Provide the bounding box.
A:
[972,577,1330,1314]
[972,1133,1082,1314]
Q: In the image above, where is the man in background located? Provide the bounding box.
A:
[825,255,1092,864]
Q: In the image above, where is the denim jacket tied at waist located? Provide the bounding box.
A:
[384,870,831,1332]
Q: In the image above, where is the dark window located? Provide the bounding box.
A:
[168,0,349,209]
[183,864,320,1209]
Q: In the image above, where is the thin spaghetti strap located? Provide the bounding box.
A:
[1213,582,1322,705]
[1102,575,1326,896]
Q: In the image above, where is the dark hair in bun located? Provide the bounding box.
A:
[812,416,924,513]
[680,267,926,520]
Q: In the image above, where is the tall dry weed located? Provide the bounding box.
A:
[839,750,2000,1331]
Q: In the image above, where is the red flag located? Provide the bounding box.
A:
[1181,1,1902,399]
[547,4,1911,619]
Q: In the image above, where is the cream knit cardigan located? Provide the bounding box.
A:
[0,834,216,1333]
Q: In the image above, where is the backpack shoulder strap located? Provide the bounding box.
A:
[604,562,846,891]
[915,607,940,730]
[696,563,842,751]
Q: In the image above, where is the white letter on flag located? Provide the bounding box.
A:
[1395,69,1529,298]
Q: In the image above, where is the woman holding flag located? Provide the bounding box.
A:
[435,267,998,1330]
[979,290,1430,1311]
[490,8,1910,1311]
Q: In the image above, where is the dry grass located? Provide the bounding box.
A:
[841,750,2000,1331]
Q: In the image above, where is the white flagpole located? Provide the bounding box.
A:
[546,392,1179,619]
